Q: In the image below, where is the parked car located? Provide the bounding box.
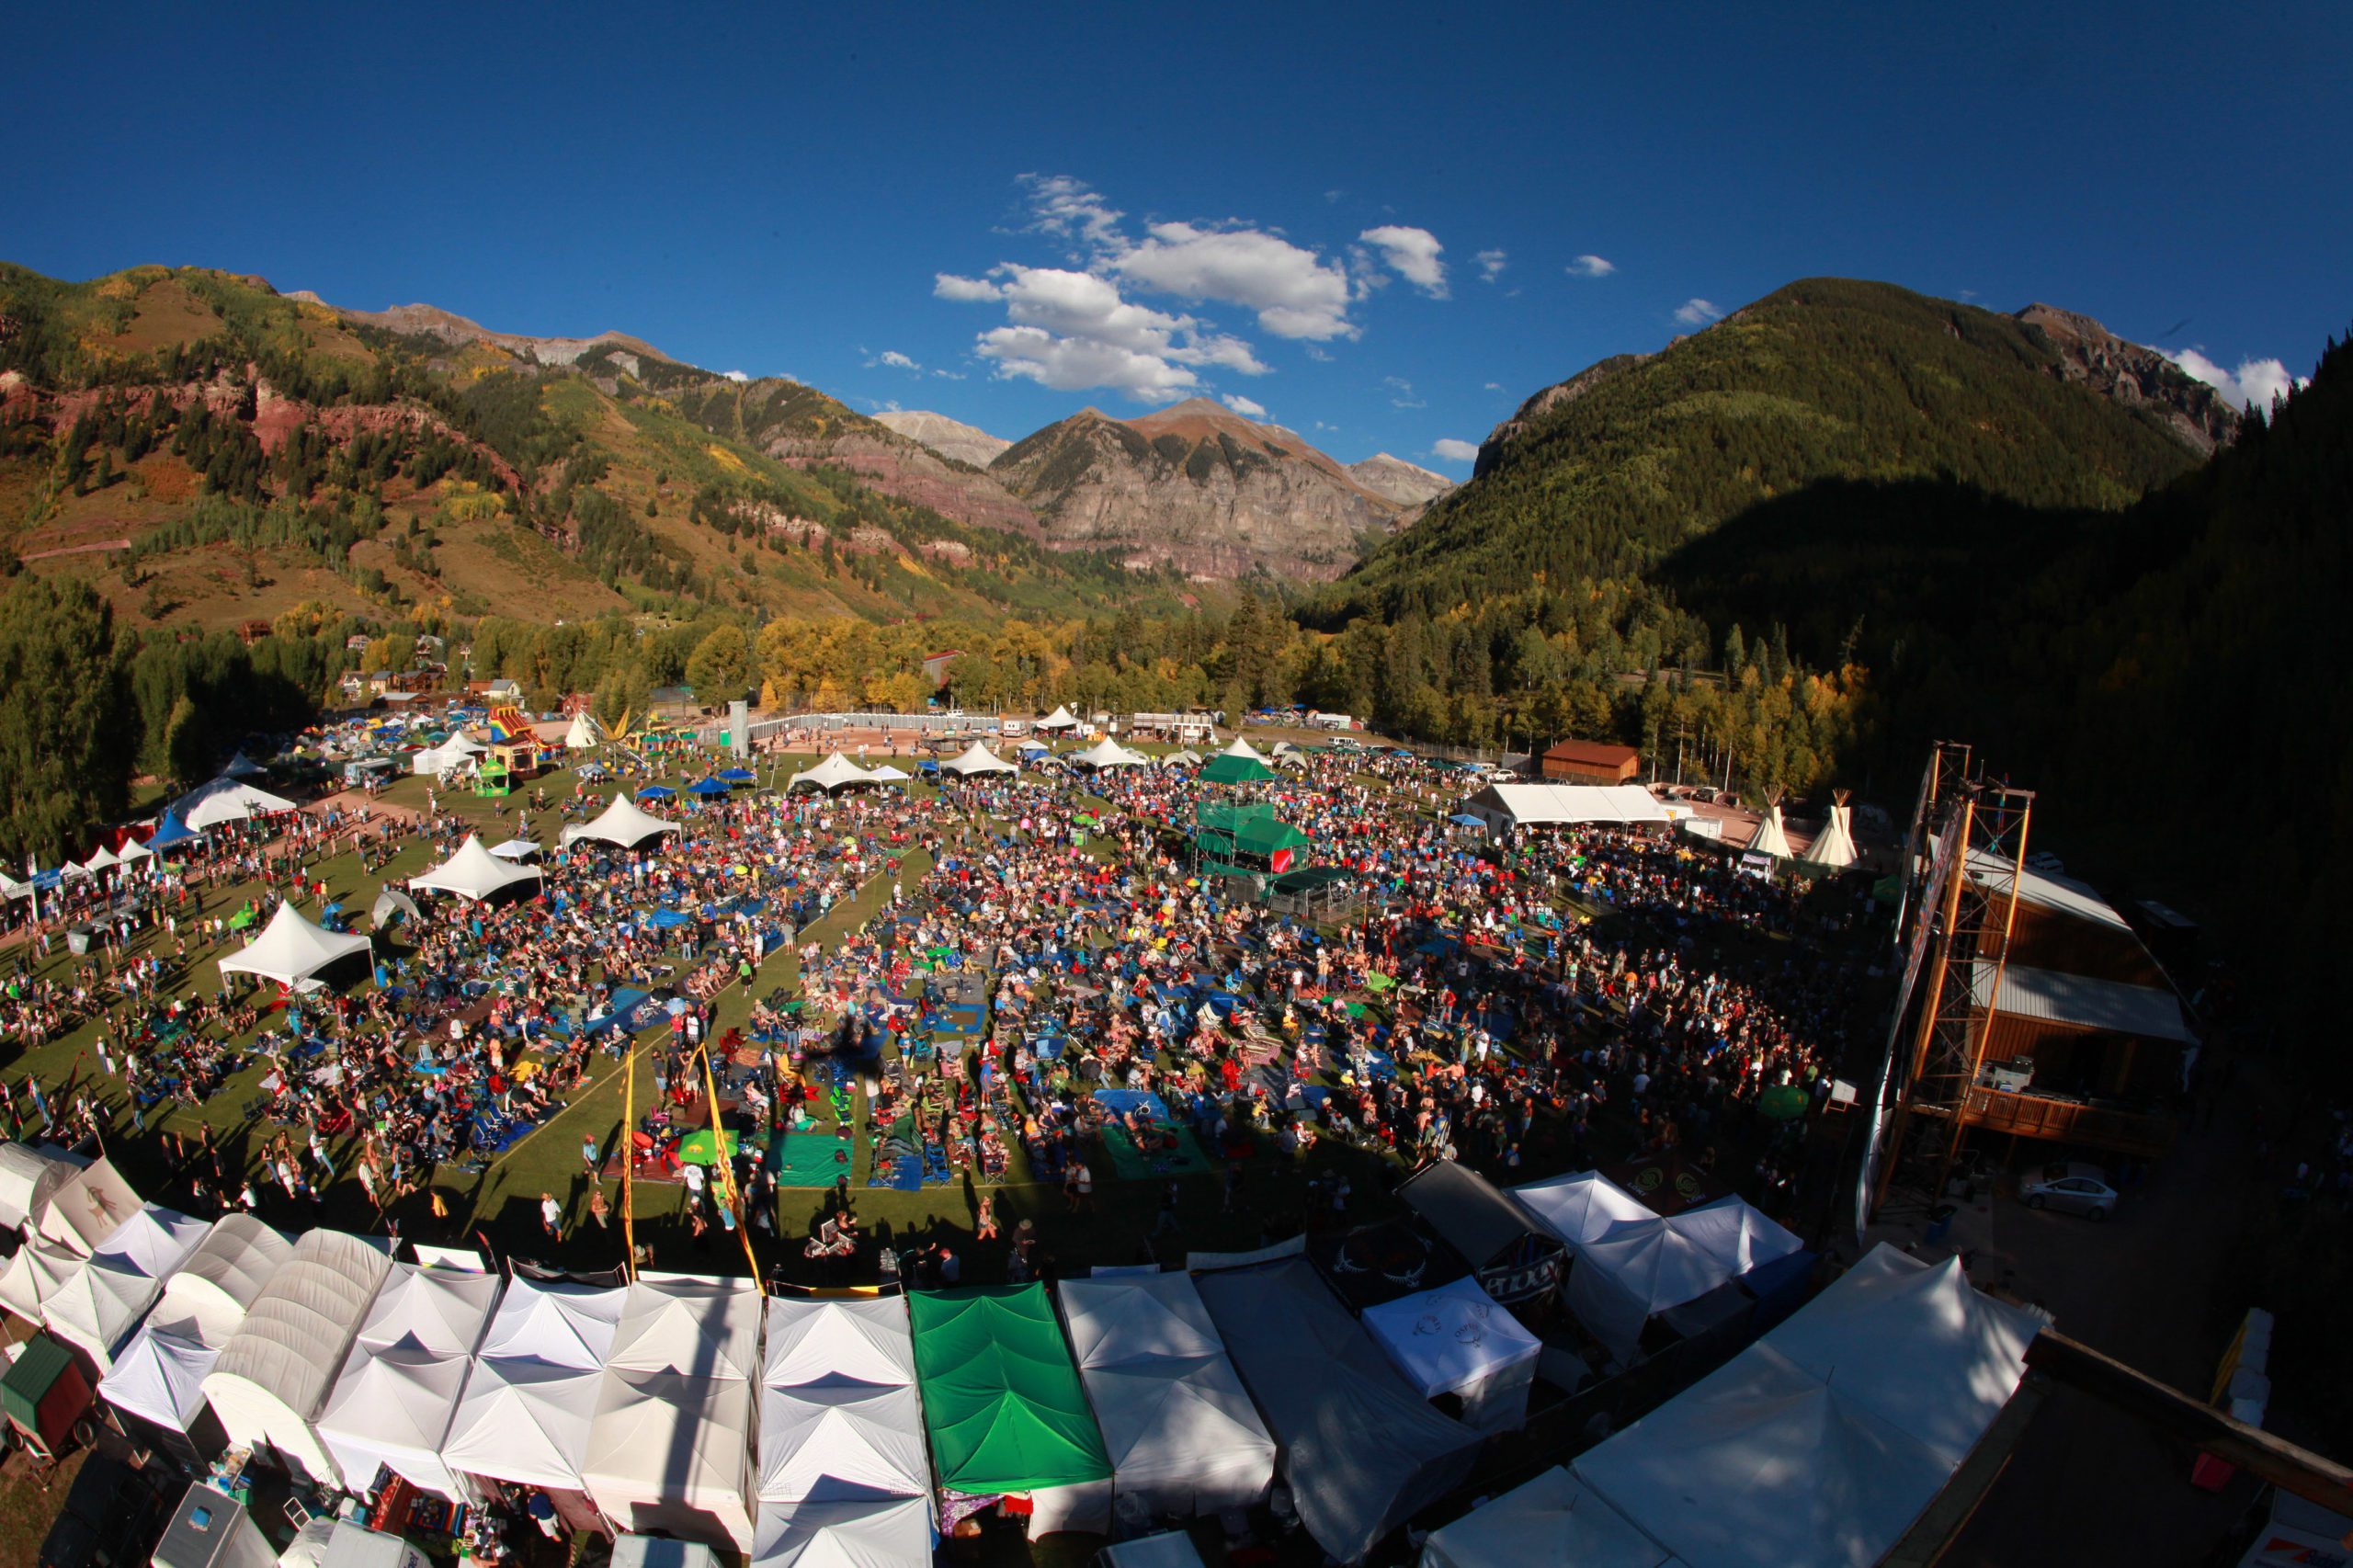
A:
[2020,1162,2117,1220]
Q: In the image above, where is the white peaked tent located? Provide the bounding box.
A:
[585,1278,760,1551]
[1217,735,1272,766]
[117,836,154,869]
[1418,1466,1681,1568]
[0,1142,80,1232]
[867,764,910,783]
[99,1322,222,1435]
[1799,802,1858,870]
[474,1277,625,1369]
[564,712,604,750]
[787,753,878,792]
[1572,1343,1954,1568]
[316,1265,502,1499]
[1764,1244,2045,1466]
[201,1229,392,1486]
[1059,1269,1278,1517]
[77,844,120,876]
[179,778,298,831]
[1750,802,1794,859]
[941,743,1017,778]
[488,839,542,861]
[0,1233,83,1324]
[152,1214,294,1349]
[1557,1195,1803,1367]
[562,794,684,850]
[42,1206,210,1370]
[217,903,372,990]
[222,751,267,778]
[444,1355,608,1493]
[1070,738,1148,769]
[1036,705,1081,731]
[408,835,544,903]
[748,1496,933,1568]
[758,1297,924,1505]
[1510,1170,1655,1251]
[1361,1277,1543,1434]
[36,1156,142,1256]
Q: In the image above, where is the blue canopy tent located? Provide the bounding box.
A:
[145,810,201,851]
[635,784,676,801]
[687,777,733,798]
[716,767,757,784]
[1449,813,1488,829]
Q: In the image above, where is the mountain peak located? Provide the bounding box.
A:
[872,409,1011,469]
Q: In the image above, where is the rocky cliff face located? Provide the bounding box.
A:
[988,399,1405,580]
[2012,303,2239,457]
[332,301,667,368]
[873,409,1012,469]
[1347,452,1453,509]
[1474,353,1650,478]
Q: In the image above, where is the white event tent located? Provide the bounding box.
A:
[1070,738,1149,770]
[1461,783,1670,835]
[34,1155,142,1256]
[178,778,298,831]
[1058,1269,1277,1517]
[1361,1277,1542,1434]
[1539,1186,1803,1367]
[100,1320,224,1438]
[748,1496,934,1568]
[0,1233,83,1325]
[42,1205,210,1371]
[1417,1466,1681,1568]
[941,743,1017,778]
[583,1278,760,1551]
[201,1228,392,1486]
[758,1296,926,1506]
[0,1142,78,1232]
[216,903,373,990]
[564,712,604,750]
[412,733,487,776]
[409,835,545,903]
[1035,705,1081,731]
[787,753,878,793]
[442,1278,624,1495]
[316,1263,503,1499]
[562,795,685,850]
[149,1213,294,1349]
[1216,735,1271,766]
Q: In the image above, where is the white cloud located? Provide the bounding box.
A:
[2165,347,2307,413]
[1675,298,1722,325]
[1477,249,1507,283]
[1018,173,1126,252]
[1221,393,1267,418]
[930,368,965,380]
[1118,221,1357,339]
[721,369,750,383]
[1566,255,1615,278]
[1483,381,1504,392]
[1359,225,1449,298]
[933,273,1002,302]
[1431,437,1481,462]
[878,350,920,371]
[1383,375,1426,410]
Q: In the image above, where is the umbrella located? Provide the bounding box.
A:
[636,785,676,801]
[676,1129,741,1165]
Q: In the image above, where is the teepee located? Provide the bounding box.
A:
[1799,792,1858,870]
[1750,798,1794,859]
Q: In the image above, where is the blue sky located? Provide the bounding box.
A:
[5,3,2346,471]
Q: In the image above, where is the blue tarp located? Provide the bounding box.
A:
[648,908,695,930]
[1094,1088,1172,1122]
[585,986,655,1035]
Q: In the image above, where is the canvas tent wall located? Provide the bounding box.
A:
[216,903,372,991]
[583,1278,760,1551]
[562,795,684,850]
[758,1296,925,1505]
[908,1285,1114,1537]
[408,835,543,903]
[1035,705,1081,730]
[316,1264,502,1499]
[1069,738,1148,769]
[1416,1466,1680,1568]
[1058,1269,1277,1517]
[0,1142,76,1233]
[35,1156,142,1256]
[1360,1277,1541,1434]
[201,1229,392,1485]
[1195,1258,1483,1565]
[152,1214,294,1349]
[42,1205,210,1371]
[747,1496,933,1568]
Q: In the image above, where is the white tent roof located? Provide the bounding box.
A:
[179,778,298,831]
[474,1277,624,1369]
[585,1369,757,1551]
[488,838,542,861]
[153,1214,294,1348]
[866,764,910,782]
[217,902,372,989]
[564,712,604,750]
[562,794,684,849]
[1510,1170,1656,1248]
[788,753,879,792]
[97,1323,220,1434]
[202,1229,392,1485]
[1764,1244,2044,1466]
[1573,1343,1954,1568]
[42,1205,210,1369]
[940,743,1017,778]
[1463,783,1670,830]
[748,1496,932,1568]
[0,1142,75,1232]
[118,836,154,864]
[354,1263,501,1358]
[317,1345,475,1498]
[1418,1466,1681,1568]
[1561,1195,1803,1365]
[1071,738,1149,769]
[1060,1270,1277,1517]
[1217,735,1271,765]
[1798,803,1857,869]
[761,1297,915,1389]
[78,844,120,873]
[1362,1276,1542,1418]
[223,751,267,778]
[442,1354,606,1492]
[1035,705,1081,729]
[408,835,544,903]
[1750,803,1795,858]
[438,733,487,758]
[36,1156,143,1256]
[0,1233,82,1324]
[756,1381,928,1504]
[608,1277,761,1381]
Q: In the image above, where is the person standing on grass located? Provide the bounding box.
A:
[975,1193,998,1242]
[582,1132,600,1176]
[540,1191,562,1241]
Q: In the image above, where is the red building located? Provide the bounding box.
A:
[1540,738,1641,784]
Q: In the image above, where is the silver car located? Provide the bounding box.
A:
[2020,1162,2117,1221]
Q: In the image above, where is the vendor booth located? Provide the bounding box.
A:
[316,1263,502,1500]
[747,1495,933,1568]
[443,1278,623,1501]
[1416,1465,1678,1568]
[758,1296,925,1505]
[1396,1161,1564,1308]
[582,1278,760,1551]
[1360,1276,1542,1433]
[200,1229,392,1485]
[42,1205,210,1371]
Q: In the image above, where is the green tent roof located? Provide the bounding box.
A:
[909,1285,1111,1494]
[1199,753,1277,786]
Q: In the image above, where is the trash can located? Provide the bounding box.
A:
[1924,1203,1958,1244]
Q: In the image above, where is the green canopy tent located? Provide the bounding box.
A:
[909,1286,1111,1527]
[1199,753,1277,787]
[1193,801,1309,880]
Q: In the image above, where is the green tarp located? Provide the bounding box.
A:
[909,1285,1112,1494]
